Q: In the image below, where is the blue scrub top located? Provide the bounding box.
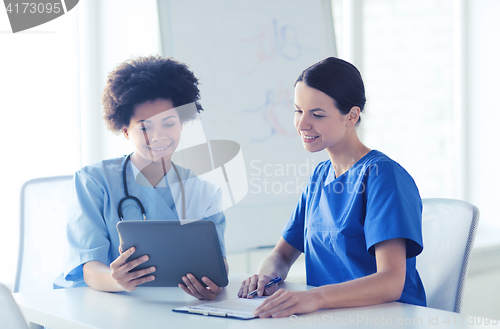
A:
[59,156,226,288]
[282,150,426,307]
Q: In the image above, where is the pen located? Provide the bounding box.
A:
[247,277,282,297]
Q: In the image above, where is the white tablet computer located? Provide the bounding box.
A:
[116,220,228,287]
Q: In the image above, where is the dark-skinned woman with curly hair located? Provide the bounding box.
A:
[58,56,227,300]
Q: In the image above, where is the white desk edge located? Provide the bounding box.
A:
[13,274,497,329]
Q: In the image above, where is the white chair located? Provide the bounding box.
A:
[0,283,29,329]
[416,198,479,313]
[14,176,73,294]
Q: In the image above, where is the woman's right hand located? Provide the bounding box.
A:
[109,246,156,292]
[237,274,279,298]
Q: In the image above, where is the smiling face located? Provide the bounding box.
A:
[294,81,352,153]
[122,98,182,166]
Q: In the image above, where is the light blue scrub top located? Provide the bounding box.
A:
[282,150,426,307]
[58,156,226,288]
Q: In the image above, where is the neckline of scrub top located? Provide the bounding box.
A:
[323,149,378,186]
[129,158,175,188]
[127,158,180,219]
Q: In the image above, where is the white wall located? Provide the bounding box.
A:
[460,0,500,319]
[462,245,500,319]
[467,0,500,237]
[0,6,80,287]
[362,0,456,200]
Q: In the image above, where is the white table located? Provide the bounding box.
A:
[14,274,498,329]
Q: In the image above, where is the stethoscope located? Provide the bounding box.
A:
[117,153,186,221]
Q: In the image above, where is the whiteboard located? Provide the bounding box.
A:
[158,0,336,253]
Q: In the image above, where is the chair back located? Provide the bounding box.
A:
[416,198,479,313]
[0,283,29,329]
[14,175,73,293]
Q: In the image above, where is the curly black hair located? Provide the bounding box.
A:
[102,55,203,133]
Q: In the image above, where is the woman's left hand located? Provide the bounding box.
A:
[179,273,223,300]
[253,289,321,318]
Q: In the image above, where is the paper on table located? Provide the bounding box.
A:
[173,297,267,319]
[205,297,266,312]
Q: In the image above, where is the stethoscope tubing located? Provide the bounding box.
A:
[118,153,185,221]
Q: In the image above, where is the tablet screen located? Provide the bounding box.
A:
[116,220,228,287]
